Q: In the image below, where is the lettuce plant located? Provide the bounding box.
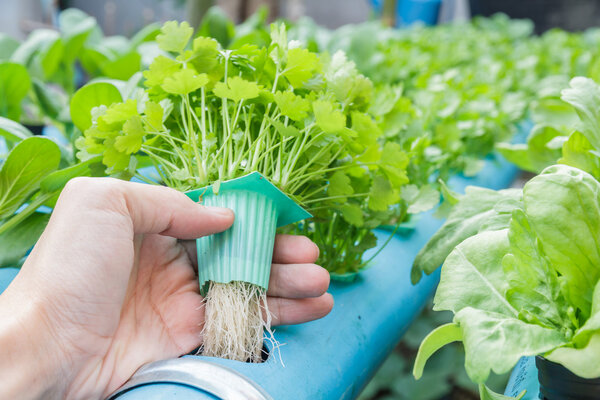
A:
[78,21,402,360]
[414,164,600,396]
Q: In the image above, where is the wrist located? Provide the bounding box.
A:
[0,281,65,399]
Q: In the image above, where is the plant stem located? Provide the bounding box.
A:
[0,192,54,236]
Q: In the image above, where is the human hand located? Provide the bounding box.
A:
[0,178,333,400]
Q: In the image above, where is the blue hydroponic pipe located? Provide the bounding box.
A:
[0,122,531,399]
[368,0,442,26]
[504,357,540,399]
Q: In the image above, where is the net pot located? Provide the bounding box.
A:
[185,172,311,294]
[536,356,600,400]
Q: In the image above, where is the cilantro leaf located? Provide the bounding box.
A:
[369,175,397,211]
[156,21,193,54]
[143,55,181,88]
[271,119,300,137]
[212,76,260,102]
[313,100,345,133]
[274,91,310,121]
[340,204,364,227]
[283,48,319,87]
[115,115,145,153]
[328,171,353,198]
[97,100,138,130]
[162,68,209,95]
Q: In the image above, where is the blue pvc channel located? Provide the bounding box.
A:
[0,122,530,399]
[368,0,441,26]
[504,357,540,399]
[397,0,442,26]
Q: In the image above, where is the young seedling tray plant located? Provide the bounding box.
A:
[78,21,401,361]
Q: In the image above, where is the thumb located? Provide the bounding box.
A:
[55,177,234,239]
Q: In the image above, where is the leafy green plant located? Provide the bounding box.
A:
[77,20,403,360]
[414,164,600,396]
[0,134,102,267]
[8,8,97,129]
[79,21,400,200]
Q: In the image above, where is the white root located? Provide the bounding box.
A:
[200,281,277,362]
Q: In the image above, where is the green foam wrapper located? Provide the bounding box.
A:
[185,172,312,294]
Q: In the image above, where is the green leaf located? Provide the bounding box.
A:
[503,208,568,330]
[283,47,319,87]
[144,101,164,129]
[497,125,565,173]
[439,179,459,205]
[269,23,287,61]
[324,51,372,108]
[0,62,30,121]
[156,21,193,54]
[32,78,63,120]
[381,142,407,168]
[368,175,397,211]
[351,111,381,148]
[561,77,600,150]
[190,36,222,78]
[412,187,522,283]
[0,117,33,143]
[546,333,600,379]
[0,137,61,219]
[143,55,182,88]
[559,131,600,179]
[40,156,102,193]
[313,100,345,134]
[115,115,145,153]
[328,171,353,197]
[404,184,440,214]
[523,165,600,319]
[0,211,50,267]
[99,51,141,80]
[413,323,462,379]
[162,68,209,95]
[11,29,63,79]
[70,82,123,132]
[271,119,300,137]
[379,142,409,186]
[479,384,525,400]
[197,7,235,48]
[98,99,138,128]
[339,204,363,227]
[102,138,131,171]
[130,22,161,48]
[58,8,97,63]
[274,91,310,121]
[434,229,518,317]
[457,307,566,383]
[213,76,260,102]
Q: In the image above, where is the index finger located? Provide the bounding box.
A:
[181,234,320,269]
[272,234,319,264]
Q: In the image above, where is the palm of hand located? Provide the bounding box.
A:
[66,234,205,398]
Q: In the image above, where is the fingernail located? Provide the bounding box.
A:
[207,206,234,218]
